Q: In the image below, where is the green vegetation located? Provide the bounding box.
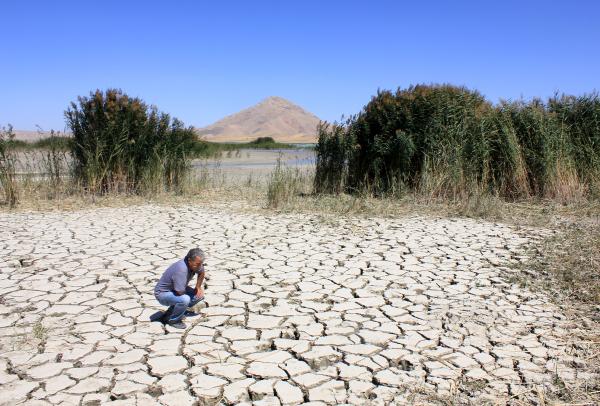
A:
[4,83,599,214]
[250,136,276,144]
[9,134,301,157]
[192,136,305,158]
[314,122,351,195]
[5,135,72,150]
[0,125,19,207]
[65,89,196,194]
[315,84,600,201]
[32,135,72,150]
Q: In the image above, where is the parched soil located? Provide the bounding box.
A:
[0,205,596,405]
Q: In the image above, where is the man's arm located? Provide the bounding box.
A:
[194,267,205,298]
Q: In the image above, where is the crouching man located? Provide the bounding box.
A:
[154,248,206,329]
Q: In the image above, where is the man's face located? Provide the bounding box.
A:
[188,256,203,273]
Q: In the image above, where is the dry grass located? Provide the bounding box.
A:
[4,163,600,227]
[260,186,600,229]
[503,222,600,406]
[525,225,600,306]
[266,158,312,208]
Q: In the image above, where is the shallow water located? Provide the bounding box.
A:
[192,148,315,171]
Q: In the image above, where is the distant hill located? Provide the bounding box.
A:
[196,96,321,143]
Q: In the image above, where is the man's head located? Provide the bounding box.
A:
[185,248,206,273]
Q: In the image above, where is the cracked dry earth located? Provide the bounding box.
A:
[0,205,595,405]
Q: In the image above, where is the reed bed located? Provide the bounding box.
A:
[65,89,196,195]
[314,85,600,202]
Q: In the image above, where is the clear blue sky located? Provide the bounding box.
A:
[1,0,599,131]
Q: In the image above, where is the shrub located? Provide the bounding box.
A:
[250,136,276,144]
[483,105,530,198]
[0,125,19,207]
[314,84,600,201]
[316,85,495,198]
[314,121,351,195]
[65,89,196,194]
[502,99,582,200]
[549,93,600,197]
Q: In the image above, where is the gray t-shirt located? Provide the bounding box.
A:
[154,259,204,295]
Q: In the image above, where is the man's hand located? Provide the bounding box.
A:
[194,287,204,299]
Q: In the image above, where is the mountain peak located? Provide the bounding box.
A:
[258,96,296,106]
[261,96,288,103]
[196,97,320,143]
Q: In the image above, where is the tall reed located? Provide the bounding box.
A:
[267,156,308,208]
[549,92,600,197]
[314,84,600,202]
[0,125,19,207]
[314,122,350,194]
[65,89,196,195]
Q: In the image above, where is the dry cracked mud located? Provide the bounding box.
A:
[0,205,595,405]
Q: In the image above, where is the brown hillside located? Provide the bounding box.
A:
[196,96,320,143]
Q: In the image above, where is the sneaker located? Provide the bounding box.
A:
[149,311,165,322]
[183,310,199,318]
[160,306,174,323]
[167,320,187,329]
